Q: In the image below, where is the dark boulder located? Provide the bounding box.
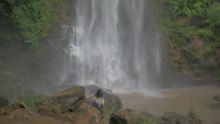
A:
[109,109,152,124]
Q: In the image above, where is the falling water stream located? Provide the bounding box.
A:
[62,0,161,92]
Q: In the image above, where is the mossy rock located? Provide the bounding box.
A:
[36,85,85,117]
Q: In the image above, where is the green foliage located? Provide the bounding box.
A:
[6,0,28,6]
[204,44,214,54]
[165,0,213,18]
[196,28,214,39]
[164,21,210,68]
[204,41,220,54]
[161,0,220,72]
[205,3,220,30]
[104,105,112,119]
[0,4,5,14]
[0,0,65,45]
[8,0,52,45]
[163,22,197,47]
[180,49,199,65]
[23,95,45,108]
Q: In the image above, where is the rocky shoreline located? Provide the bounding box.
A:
[0,85,218,124]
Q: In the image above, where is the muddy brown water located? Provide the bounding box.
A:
[117,86,220,124]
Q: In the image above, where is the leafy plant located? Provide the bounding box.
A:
[196,28,214,39]
[0,3,5,14]
[205,3,220,31]
[165,0,213,18]
[9,0,52,46]
[163,22,197,47]
[204,42,220,54]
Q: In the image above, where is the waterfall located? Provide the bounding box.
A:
[63,0,161,92]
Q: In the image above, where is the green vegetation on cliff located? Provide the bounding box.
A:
[0,0,65,45]
[160,0,220,80]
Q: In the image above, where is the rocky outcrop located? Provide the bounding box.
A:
[0,102,32,119]
[85,85,122,112]
[0,85,102,124]
[36,85,102,123]
[53,85,85,112]
[37,85,85,116]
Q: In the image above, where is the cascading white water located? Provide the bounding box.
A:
[63,0,161,92]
